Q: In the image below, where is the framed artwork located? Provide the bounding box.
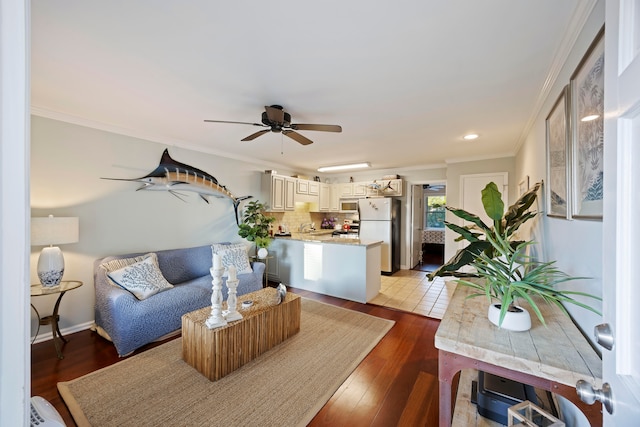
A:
[570,27,604,219]
[518,176,529,196]
[545,86,570,218]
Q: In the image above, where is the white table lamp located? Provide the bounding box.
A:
[31,215,79,286]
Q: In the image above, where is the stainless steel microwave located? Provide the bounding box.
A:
[339,199,359,213]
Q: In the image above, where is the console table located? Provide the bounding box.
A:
[435,284,602,426]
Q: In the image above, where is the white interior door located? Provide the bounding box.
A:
[598,1,640,424]
[410,184,423,268]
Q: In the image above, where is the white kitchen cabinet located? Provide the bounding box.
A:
[284,177,295,210]
[261,174,295,211]
[308,181,319,196]
[330,184,340,211]
[318,183,331,211]
[353,182,368,196]
[338,183,354,197]
[338,182,367,198]
[296,179,308,195]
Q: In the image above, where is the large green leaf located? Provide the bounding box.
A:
[445,222,481,242]
[426,240,492,280]
[481,182,505,222]
[446,207,491,232]
[504,182,541,226]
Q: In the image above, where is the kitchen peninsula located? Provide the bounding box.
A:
[270,231,382,303]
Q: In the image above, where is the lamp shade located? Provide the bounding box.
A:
[31,215,79,286]
[31,215,79,246]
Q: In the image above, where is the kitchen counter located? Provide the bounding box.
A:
[269,234,382,303]
[275,231,382,248]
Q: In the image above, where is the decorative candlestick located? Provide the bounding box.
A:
[224,266,243,321]
[206,255,227,329]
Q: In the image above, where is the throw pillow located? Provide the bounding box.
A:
[217,246,253,277]
[211,243,247,256]
[106,255,174,300]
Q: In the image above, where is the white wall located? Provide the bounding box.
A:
[30,116,272,338]
[515,3,604,425]
[515,2,604,343]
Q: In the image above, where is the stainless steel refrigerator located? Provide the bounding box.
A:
[358,197,401,275]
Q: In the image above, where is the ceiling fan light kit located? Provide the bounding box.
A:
[317,162,371,173]
[205,105,342,146]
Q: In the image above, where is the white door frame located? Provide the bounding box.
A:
[599,0,640,424]
[0,0,30,425]
[408,180,446,270]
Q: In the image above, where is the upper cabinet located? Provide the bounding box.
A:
[262,173,403,212]
[261,174,295,211]
[338,182,368,198]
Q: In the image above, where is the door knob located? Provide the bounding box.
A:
[576,380,614,414]
[594,323,614,351]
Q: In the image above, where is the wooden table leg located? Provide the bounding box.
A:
[438,350,602,427]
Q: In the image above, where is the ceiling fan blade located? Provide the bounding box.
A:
[204,119,265,127]
[282,130,313,145]
[290,124,342,133]
[241,129,271,141]
[264,105,285,124]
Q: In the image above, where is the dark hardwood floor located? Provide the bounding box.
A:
[31,287,443,426]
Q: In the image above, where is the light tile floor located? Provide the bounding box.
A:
[370,269,457,319]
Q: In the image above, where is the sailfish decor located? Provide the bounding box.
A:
[103,149,252,225]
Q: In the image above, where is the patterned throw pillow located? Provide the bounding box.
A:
[217,246,253,277]
[106,255,174,300]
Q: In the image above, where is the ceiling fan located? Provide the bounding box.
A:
[204,105,342,145]
[424,184,446,191]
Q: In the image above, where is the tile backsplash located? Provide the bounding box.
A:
[268,203,357,233]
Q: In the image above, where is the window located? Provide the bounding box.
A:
[425,195,446,229]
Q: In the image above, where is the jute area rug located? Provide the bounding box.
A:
[58,298,395,427]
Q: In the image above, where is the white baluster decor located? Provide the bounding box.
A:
[223,265,243,321]
[206,253,228,329]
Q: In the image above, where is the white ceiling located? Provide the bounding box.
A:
[31,1,592,175]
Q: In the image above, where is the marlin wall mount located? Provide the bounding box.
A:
[103,149,252,225]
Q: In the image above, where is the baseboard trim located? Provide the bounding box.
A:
[30,321,94,345]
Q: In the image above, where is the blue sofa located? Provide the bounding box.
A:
[93,244,265,356]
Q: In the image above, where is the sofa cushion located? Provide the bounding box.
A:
[106,254,174,300]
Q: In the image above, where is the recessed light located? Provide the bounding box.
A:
[581,114,600,122]
[463,134,479,140]
[317,162,370,172]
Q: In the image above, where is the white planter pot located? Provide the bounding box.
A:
[487,303,531,331]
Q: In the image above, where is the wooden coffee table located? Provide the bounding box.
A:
[182,287,301,381]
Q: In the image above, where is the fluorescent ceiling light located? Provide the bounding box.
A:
[463,133,479,140]
[317,162,370,172]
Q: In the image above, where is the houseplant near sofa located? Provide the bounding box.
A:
[429,182,600,330]
[237,200,276,257]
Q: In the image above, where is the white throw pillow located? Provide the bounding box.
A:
[217,246,253,277]
[106,255,174,300]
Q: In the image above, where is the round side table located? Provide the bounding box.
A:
[31,280,83,359]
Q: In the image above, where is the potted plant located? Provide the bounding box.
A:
[237,200,276,258]
[429,182,600,330]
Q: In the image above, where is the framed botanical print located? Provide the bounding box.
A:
[570,27,604,219]
[546,86,570,218]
